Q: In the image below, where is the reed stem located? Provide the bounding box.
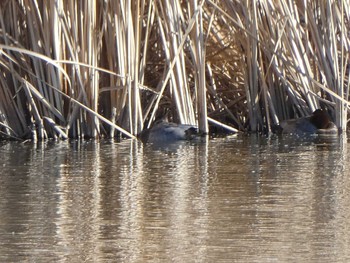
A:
[0,0,348,139]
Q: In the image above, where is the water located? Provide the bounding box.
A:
[0,134,350,262]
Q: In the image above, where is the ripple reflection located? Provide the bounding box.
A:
[0,136,349,262]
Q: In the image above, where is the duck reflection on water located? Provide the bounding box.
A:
[138,121,200,143]
[276,109,338,136]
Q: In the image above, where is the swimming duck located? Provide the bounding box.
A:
[278,109,338,135]
[138,121,200,143]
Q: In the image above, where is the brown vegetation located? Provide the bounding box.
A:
[0,0,349,140]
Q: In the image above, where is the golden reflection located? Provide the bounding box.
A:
[1,136,350,262]
[56,141,102,262]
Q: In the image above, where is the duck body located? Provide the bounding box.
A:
[279,109,338,136]
[280,116,319,135]
[138,121,199,143]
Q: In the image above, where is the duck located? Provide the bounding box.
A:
[278,109,338,136]
[138,121,200,143]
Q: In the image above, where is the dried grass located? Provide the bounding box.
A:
[0,0,349,140]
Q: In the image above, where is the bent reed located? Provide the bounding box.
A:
[0,0,349,140]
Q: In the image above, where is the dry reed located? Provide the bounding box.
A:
[0,0,349,140]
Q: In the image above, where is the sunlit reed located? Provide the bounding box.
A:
[0,0,348,140]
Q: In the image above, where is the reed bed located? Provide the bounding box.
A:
[0,0,349,140]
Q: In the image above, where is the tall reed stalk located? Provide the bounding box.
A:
[0,0,349,140]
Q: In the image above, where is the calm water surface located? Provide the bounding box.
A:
[0,134,350,262]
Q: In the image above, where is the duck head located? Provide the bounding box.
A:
[310,109,332,129]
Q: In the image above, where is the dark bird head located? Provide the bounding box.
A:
[310,109,332,129]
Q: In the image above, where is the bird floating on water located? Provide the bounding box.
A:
[138,121,200,143]
[277,109,338,136]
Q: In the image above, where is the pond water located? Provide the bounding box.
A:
[0,134,350,262]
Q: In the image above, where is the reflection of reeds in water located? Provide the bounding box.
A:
[0,1,349,140]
